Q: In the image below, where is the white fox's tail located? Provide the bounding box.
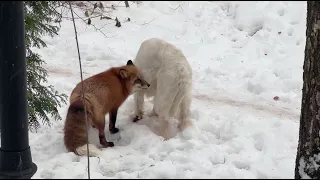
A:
[75,144,102,157]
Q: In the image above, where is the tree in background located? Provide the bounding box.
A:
[295,1,320,179]
[24,1,67,129]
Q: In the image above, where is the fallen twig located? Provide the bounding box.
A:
[139,17,156,26]
[169,4,184,11]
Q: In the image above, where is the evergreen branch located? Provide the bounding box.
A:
[24,1,68,130]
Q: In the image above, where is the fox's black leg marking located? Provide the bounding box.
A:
[109,109,119,134]
[99,135,114,147]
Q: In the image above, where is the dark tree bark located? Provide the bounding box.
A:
[125,1,129,8]
[295,1,320,179]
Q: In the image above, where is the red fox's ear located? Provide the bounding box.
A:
[127,60,134,66]
[119,68,128,79]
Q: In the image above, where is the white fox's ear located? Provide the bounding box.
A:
[119,68,128,79]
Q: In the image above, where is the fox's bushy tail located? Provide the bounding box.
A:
[63,99,102,157]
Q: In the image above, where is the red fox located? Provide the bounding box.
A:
[64,60,150,157]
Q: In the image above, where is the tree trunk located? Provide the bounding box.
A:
[125,1,129,8]
[295,1,320,179]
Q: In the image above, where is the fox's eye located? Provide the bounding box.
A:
[134,78,141,83]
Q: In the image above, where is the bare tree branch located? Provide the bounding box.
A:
[72,10,119,38]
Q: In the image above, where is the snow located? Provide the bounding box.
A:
[14,1,309,178]
[299,157,312,179]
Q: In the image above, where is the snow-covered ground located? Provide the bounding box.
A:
[26,1,306,178]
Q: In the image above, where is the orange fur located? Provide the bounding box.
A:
[63,60,150,156]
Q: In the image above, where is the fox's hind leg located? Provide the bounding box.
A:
[96,115,114,148]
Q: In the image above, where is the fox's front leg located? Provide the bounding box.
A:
[97,119,114,148]
[133,90,145,122]
[109,108,119,134]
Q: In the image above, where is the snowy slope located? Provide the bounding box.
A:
[26,1,306,178]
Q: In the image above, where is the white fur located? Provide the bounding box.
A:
[133,38,193,140]
[75,144,102,157]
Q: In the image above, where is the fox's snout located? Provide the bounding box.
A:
[140,79,150,89]
[136,78,150,89]
[131,78,150,94]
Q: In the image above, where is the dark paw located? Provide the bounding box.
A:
[102,141,114,148]
[133,116,142,122]
[106,141,114,147]
[109,127,119,134]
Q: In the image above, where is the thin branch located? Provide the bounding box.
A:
[72,10,119,38]
[169,2,188,11]
[61,14,103,20]
[139,17,156,26]
[68,2,91,179]
[169,4,184,11]
[98,22,115,31]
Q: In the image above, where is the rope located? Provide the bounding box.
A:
[68,2,91,179]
